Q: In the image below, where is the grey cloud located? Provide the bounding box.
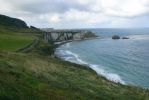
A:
[8,0,89,14]
[1,0,149,28]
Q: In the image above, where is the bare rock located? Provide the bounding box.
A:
[112,35,120,39]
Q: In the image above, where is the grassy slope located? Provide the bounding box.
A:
[0,22,148,99]
[0,25,36,51]
[0,49,149,100]
[0,34,149,100]
[0,14,28,28]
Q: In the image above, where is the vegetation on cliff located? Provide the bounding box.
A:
[83,31,98,38]
[0,14,28,28]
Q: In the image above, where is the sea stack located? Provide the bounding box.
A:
[122,37,129,39]
[112,35,120,39]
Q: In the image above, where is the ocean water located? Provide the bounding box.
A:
[55,28,149,88]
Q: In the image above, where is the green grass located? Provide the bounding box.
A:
[0,26,36,51]
[0,50,149,100]
[0,24,149,100]
[0,38,149,100]
[0,34,33,51]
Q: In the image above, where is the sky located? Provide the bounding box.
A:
[0,0,149,29]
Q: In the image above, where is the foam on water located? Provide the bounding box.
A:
[66,43,70,48]
[55,48,125,84]
[89,64,125,84]
[65,50,88,65]
[128,35,149,40]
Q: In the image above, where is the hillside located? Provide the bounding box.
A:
[0,25,36,51]
[0,15,149,100]
[0,14,28,28]
[0,15,41,51]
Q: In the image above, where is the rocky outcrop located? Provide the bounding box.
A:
[122,37,129,39]
[71,30,97,40]
[112,35,120,39]
[82,31,97,39]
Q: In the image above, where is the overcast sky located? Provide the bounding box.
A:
[0,0,149,28]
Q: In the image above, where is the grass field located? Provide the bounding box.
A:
[0,34,33,51]
[0,26,36,51]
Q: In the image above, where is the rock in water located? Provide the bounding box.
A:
[112,35,120,39]
[122,37,129,39]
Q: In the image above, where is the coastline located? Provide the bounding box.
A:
[53,36,125,85]
[1,14,149,99]
[53,36,100,56]
[54,36,100,47]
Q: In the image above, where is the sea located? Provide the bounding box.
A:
[55,28,149,88]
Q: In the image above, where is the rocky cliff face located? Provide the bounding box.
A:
[45,30,97,42]
[73,31,97,40]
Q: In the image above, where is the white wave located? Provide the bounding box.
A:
[128,35,149,40]
[66,43,70,48]
[89,64,125,84]
[55,49,66,57]
[65,50,88,65]
[59,50,125,84]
